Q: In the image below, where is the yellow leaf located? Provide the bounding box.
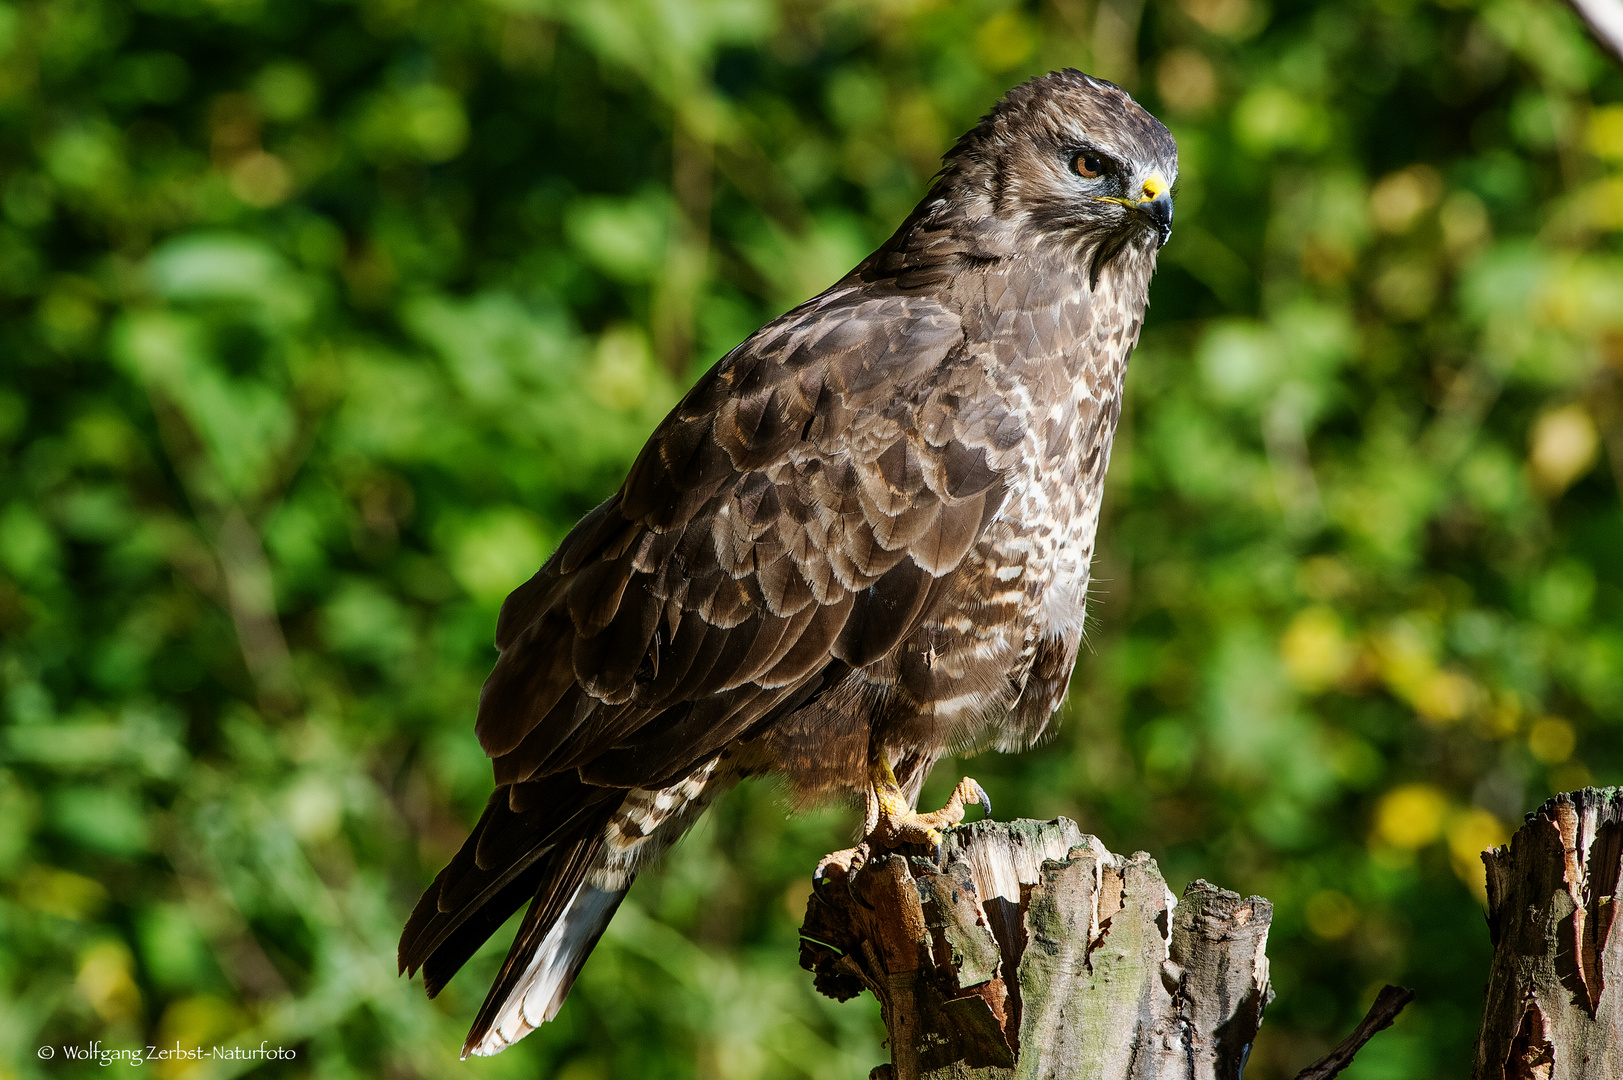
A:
[1305,889,1358,939]
[1528,405,1599,496]
[1374,784,1447,850]
[1280,606,1353,692]
[1528,716,1576,764]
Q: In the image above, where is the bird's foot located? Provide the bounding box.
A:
[814,844,868,884]
[814,762,991,885]
[871,774,992,853]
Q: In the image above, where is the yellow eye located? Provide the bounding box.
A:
[1073,153,1103,179]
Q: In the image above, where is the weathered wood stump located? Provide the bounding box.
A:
[1475,788,1623,1079]
[800,817,1412,1079]
[799,818,1277,1079]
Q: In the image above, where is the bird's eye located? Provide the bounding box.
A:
[1073,153,1103,179]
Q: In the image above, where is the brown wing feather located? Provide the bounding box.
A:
[475,286,1023,790]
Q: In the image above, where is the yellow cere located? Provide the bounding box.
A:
[1092,172,1170,208]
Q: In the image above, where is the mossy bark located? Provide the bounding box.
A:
[798,818,1275,1080]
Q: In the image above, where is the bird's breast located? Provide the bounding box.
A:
[968,278,1140,644]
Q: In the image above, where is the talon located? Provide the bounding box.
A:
[815,844,866,887]
[815,757,993,872]
[968,778,992,819]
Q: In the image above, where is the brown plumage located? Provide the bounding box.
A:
[399,69,1177,1057]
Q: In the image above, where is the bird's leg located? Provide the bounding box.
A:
[868,757,991,850]
[815,757,992,882]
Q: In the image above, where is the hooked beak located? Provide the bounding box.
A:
[1133,172,1174,248]
[1090,171,1174,248]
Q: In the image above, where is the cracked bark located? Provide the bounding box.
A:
[802,818,1411,1079]
[1475,788,1623,1079]
[801,818,1284,1079]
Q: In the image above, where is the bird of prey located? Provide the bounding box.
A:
[400,69,1176,1057]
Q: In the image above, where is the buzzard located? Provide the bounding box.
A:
[400,69,1176,1057]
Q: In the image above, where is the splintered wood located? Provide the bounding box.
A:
[798,818,1275,1079]
[1476,788,1623,1079]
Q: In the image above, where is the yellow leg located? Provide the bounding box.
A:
[816,757,991,881]
[866,757,990,849]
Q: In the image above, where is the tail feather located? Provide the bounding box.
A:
[419,855,550,998]
[403,766,727,1055]
[461,829,623,1057]
[398,780,618,991]
[464,879,630,1058]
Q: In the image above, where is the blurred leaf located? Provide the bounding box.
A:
[447,507,550,607]
[355,83,469,163]
[564,190,671,282]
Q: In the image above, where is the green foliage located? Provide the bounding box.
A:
[1,0,1620,1076]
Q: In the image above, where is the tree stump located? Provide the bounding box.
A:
[798,818,1277,1079]
[1475,788,1623,1079]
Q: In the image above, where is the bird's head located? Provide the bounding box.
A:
[938,70,1178,282]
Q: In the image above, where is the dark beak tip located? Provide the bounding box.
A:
[1145,195,1174,248]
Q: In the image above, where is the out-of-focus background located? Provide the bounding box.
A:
[1,0,1620,1075]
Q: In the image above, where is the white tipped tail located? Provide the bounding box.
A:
[464,882,628,1058]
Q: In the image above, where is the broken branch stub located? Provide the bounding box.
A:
[798,818,1275,1079]
[1475,787,1623,1079]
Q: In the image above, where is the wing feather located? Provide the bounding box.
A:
[475,289,1018,791]
[565,554,635,638]
[913,490,992,575]
[637,606,713,704]
[552,495,628,578]
[665,618,734,701]
[572,585,660,702]
[490,686,596,785]
[718,610,795,692]
[476,612,576,757]
[833,558,935,668]
[761,591,856,688]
